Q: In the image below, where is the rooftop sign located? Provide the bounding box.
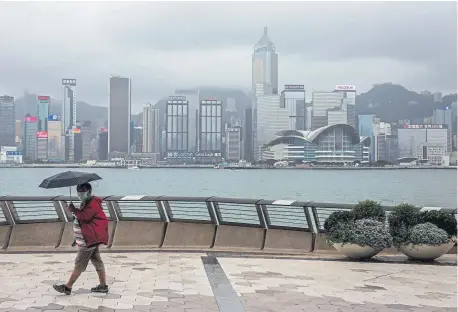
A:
[284,85,304,90]
[335,85,356,91]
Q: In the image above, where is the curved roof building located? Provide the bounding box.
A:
[263,124,371,164]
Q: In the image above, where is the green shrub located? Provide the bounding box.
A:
[388,203,420,248]
[324,210,354,234]
[408,223,450,246]
[327,219,392,250]
[418,211,457,238]
[353,200,386,223]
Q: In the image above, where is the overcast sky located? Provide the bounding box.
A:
[0,1,456,112]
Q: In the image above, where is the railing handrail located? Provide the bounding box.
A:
[0,195,455,234]
[0,195,455,211]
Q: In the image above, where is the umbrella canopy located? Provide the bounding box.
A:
[39,171,102,189]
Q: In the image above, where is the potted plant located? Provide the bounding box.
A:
[388,204,457,261]
[324,200,392,260]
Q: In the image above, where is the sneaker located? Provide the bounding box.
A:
[91,284,109,293]
[53,284,72,295]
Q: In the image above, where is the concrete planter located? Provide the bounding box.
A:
[400,241,455,261]
[333,243,381,260]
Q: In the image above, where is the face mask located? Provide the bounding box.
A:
[77,191,88,201]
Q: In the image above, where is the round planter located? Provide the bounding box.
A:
[399,241,455,261]
[333,243,381,260]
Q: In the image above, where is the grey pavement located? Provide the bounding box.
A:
[0,252,456,311]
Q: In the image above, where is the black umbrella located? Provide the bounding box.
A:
[39,171,102,201]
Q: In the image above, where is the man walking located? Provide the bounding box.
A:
[53,182,109,295]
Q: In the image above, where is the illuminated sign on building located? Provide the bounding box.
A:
[335,85,356,91]
[48,114,60,121]
[62,79,76,86]
[284,85,305,90]
[402,124,447,129]
[38,95,50,101]
[36,131,48,139]
[99,128,108,133]
[6,151,22,156]
[73,128,81,134]
[25,116,37,122]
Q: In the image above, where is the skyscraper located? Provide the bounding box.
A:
[243,108,253,162]
[432,107,453,152]
[62,79,77,161]
[23,115,38,160]
[37,96,50,132]
[142,103,160,153]
[174,89,199,152]
[47,114,62,159]
[310,85,357,130]
[252,27,278,95]
[199,99,223,152]
[81,121,92,161]
[252,27,285,160]
[97,128,108,160]
[166,97,189,152]
[280,85,306,130]
[36,95,50,160]
[109,76,131,156]
[0,95,16,148]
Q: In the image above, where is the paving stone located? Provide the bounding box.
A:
[0,252,456,312]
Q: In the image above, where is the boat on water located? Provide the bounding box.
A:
[127,165,141,170]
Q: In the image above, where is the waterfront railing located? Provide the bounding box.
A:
[0,195,455,253]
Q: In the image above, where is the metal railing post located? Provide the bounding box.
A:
[0,200,15,225]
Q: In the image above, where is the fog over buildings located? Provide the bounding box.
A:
[0,1,456,111]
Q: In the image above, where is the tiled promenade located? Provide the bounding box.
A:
[0,252,456,312]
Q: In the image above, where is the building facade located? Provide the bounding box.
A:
[263,124,370,164]
[62,79,77,161]
[174,90,199,152]
[142,104,160,153]
[166,98,189,152]
[243,108,253,162]
[252,27,278,95]
[23,115,38,160]
[311,85,357,130]
[0,95,16,148]
[47,115,62,160]
[97,128,108,160]
[225,127,242,162]
[108,76,131,156]
[0,146,22,164]
[398,124,448,165]
[255,90,289,160]
[134,126,143,153]
[432,108,453,152]
[36,131,48,160]
[199,100,223,152]
[280,85,306,131]
[81,121,92,161]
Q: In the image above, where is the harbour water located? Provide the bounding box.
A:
[0,168,456,207]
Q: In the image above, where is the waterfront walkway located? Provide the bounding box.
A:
[0,252,456,312]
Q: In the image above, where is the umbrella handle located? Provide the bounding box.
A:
[69,187,72,204]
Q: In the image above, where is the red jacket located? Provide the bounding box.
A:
[70,196,109,247]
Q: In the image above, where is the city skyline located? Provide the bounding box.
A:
[0,2,456,112]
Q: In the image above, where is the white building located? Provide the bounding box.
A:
[142,103,160,153]
[255,88,289,160]
[311,85,356,130]
[0,146,23,164]
[398,124,448,165]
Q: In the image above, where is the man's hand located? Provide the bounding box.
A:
[68,203,76,211]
